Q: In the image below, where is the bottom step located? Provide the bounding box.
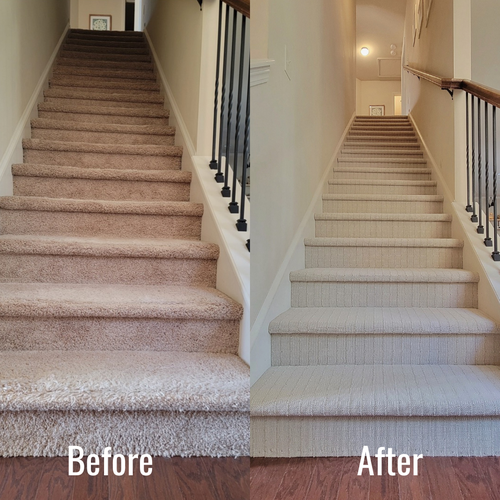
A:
[0,350,249,457]
[251,365,500,456]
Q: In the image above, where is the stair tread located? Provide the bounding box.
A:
[13,164,190,182]
[305,237,463,248]
[328,179,436,186]
[315,213,451,221]
[38,102,168,118]
[0,234,218,259]
[269,307,499,334]
[31,118,174,136]
[0,350,248,412]
[290,267,479,283]
[0,196,203,216]
[332,166,431,174]
[251,364,500,417]
[0,282,242,319]
[322,193,443,201]
[338,157,426,163]
[53,67,155,80]
[44,88,164,104]
[23,139,181,157]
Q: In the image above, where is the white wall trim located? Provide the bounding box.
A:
[145,27,250,364]
[250,59,274,87]
[250,111,356,384]
[0,23,70,192]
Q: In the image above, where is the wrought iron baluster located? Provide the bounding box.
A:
[471,95,478,223]
[466,93,472,212]
[236,70,250,233]
[493,106,500,261]
[485,102,492,246]
[478,97,484,233]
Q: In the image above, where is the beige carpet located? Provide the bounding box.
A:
[251,115,500,457]
[0,28,249,457]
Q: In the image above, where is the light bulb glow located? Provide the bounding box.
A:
[360,47,370,56]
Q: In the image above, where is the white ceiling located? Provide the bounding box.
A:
[356,0,406,81]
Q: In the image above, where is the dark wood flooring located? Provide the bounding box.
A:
[250,457,500,500]
[0,456,249,500]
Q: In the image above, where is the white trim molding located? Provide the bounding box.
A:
[250,59,274,87]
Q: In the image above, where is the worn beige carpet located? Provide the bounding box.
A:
[0,28,249,457]
[251,116,500,457]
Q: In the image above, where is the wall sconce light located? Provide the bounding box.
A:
[360,47,370,56]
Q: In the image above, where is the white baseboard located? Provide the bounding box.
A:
[250,112,356,385]
[0,23,70,196]
[145,29,250,364]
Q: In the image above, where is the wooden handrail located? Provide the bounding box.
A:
[404,65,500,108]
[224,0,249,18]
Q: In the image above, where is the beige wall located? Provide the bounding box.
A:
[77,0,125,31]
[356,79,401,116]
[403,0,456,198]
[471,0,500,90]
[251,0,269,59]
[0,0,69,188]
[251,0,356,324]
[146,0,203,148]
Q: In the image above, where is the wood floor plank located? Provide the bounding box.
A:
[72,469,109,500]
[370,458,399,500]
[273,458,315,500]
[336,457,370,500]
[250,457,267,486]
[476,457,500,498]
[451,457,493,500]
[0,457,45,500]
[134,457,182,500]
[170,457,219,500]
[424,457,464,500]
[398,465,431,500]
[0,458,12,496]
[108,460,137,500]
[304,457,344,500]
[35,457,74,500]
[249,458,288,500]
[203,457,249,500]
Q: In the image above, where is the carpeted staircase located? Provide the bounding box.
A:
[251,115,500,457]
[0,28,249,457]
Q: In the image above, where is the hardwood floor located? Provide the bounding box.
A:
[0,456,249,500]
[251,457,500,500]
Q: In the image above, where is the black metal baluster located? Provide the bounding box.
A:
[221,9,238,197]
[216,4,230,183]
[478,97,484,233]
[236,70,250,232]
[228,15,246,213]
[466,93,473,212]
[485,102,492,246]
[493,106,500,261]
[209,0,223,170]
[471,96,478,223]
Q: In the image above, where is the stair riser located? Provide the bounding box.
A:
[0,316,237,352]
[328,184,436,195]
[291,282,477,308]
[341,151,423,157]
[305,246,463,269]
[13,177,189,202]
[45,97,163,110]
[50,77,159,92]
[31,128,175,146]
[59,50,151,62]
[0,210,202,240]
[351,127,413,132]
[24,149,180,170]
[347,137,418,141]
[53,68,156,82]
[322,199,443,214]
[349,132,415,137]
[68,33,145,43]
[62,44,150,55]
[251,417,500,457]
[337,161,426,168]
[57,58,154,71]
[38,110,169,126]
[2,410,249,457]
[315,219,451,238]
[331,170,431,180]
[344,142,420,148]
[271,334,500,365]
[63,40,147,49]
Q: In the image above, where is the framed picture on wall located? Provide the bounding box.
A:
[369,105,385,116]
[89,15,112,31]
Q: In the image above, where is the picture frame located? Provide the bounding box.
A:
[89,15,112,31]
[369,105,385,117]
[425,0,433,27]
